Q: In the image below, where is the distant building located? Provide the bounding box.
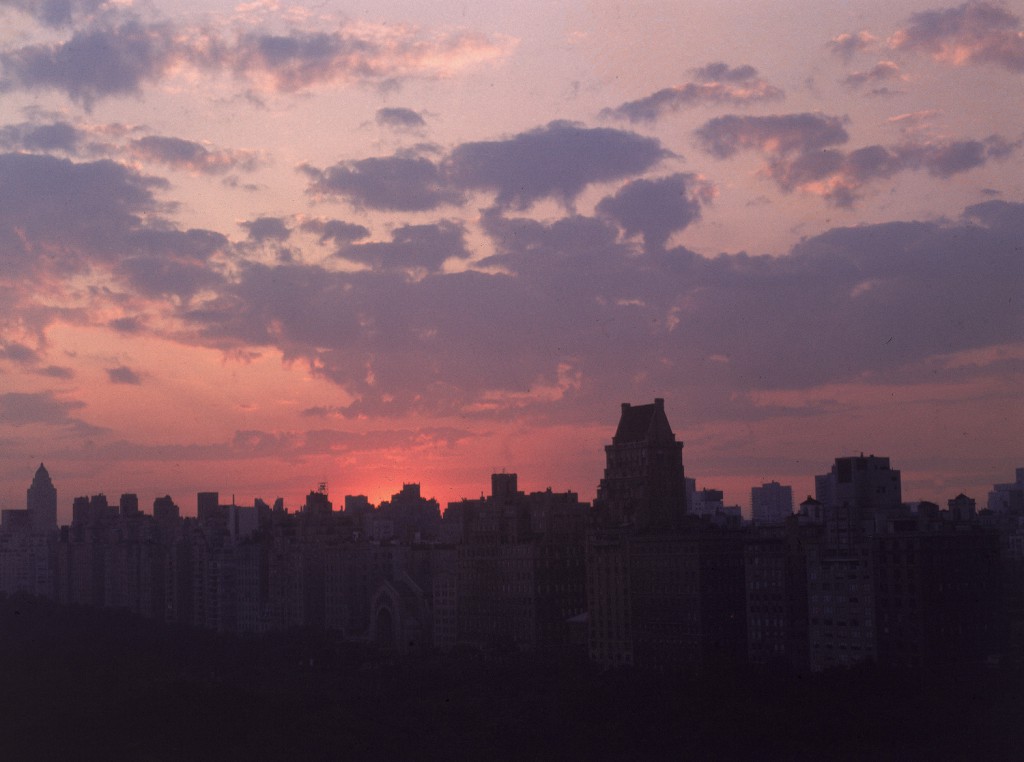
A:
[745,522,819,669]
[988,468,1024,513]
[27,463,57,533]
[588,400,746,671]
[751,481,793,525]
[456,474,588,652]
[595,398,687,529]
[815,455,902,513]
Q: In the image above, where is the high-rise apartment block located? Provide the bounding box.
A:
[751,481,793,525]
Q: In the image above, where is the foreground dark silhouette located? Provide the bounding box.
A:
[0,595,1020,761]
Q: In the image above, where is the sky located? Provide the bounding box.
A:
[0,0,1021,522]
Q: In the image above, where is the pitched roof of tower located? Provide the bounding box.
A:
[612,399,677,445]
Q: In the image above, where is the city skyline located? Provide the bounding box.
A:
[1,1,1022,514]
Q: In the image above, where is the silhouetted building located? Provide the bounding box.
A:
[27,463,57,533]
[947,493,977,523]
[745,521,819,669]
[373,483,441,543]
[595,398,687,529]
[456,475,588,652]
[752,481,793,525]
[988,468,1024,513]
[588,400,746,671]
[119,493,140,518]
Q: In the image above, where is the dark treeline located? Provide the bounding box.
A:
[0,594,1020,761]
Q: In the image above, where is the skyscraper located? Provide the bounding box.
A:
[751,481,793,525]
[26,463,57,533]
[595,398,687,529]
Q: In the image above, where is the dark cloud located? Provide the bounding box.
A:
[108,316,143,333]
[130,135,261,174]
[176,201,1023,423]
[38,365,74,379]
[0,391,85,426]
[695,113,849,159]
[827,31,877,60]
[116,252,224,299]
[303,153,464,211]
[893,1,1024,72]
[58,425,474,464]
[0,120,83,152]
[692,62,759,82]
[596,173,712,248]
[695,113,1017,206]
[1,341,74,379]
[241,216,291,242]
[0,152,163,275]
[0,342,40,364]
[965,198,1024,230]
[300,218,370,245]
[602,64,784,123]
[340,221,469,272]
[106,365,141,384]
[0,152,231,301]
[0,0,107,28]
[0,15,510,105]
[228,27,506,92]
[0,19,180,108]
[843,61,904,89]
[447,120,669,209]
[376,107,426,130]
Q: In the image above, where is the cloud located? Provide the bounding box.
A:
[0,120,83,152]
[1,341,74,379]
[376,107,426,130]
[595,173,713,248]
[305,121,670,212]
[0,0,108,28]
[38,365,75,379]
[828,31,878,60]
[229,26,512,93]
[58,425,475,464]
[0,391,86,426]
[695,113,849,159]
[299,218,370,245]
[240,216,291,242]
[0,18,181,108]
[447,120,670,209]
[843,60,905,89]
[695,113,1017,205]
[116,250,225,299]
[130,135,261,174]
[303,153,464,212]
[964,198,1024,230]
[891,1,1024,72]
[0,13,514,105]
[175,202,1023,424]
[108,316,143,333]
[339,220,470,272]
[602,63,784,123]
[106,365,141,384]
[0,152,163,275]
[0,341,40,364]
[0,152,230,301]
[780,136,1018,205]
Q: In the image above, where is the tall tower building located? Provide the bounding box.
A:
[815,455,902,513]
[751,481,793,525]
[595,398,687,530]
[27,463,57,532]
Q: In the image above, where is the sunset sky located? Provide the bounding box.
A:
[1,0,1021,522]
